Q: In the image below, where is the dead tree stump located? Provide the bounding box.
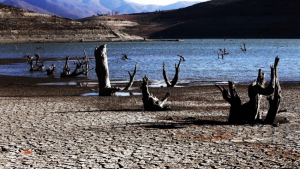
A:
[141,76,170,111]
[217,57,280,124]
[264,56,281,124]
[94,44,120,96]
[163,58,182,87]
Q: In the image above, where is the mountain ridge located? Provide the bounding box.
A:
[0,0,203,19]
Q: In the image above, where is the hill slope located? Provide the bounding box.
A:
[0,4,143,43]
[111,0,300,39]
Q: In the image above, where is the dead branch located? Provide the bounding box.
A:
[60,51,93,77]
[123,62,138,90]
[163,58,182,87]
[177,55,186,61]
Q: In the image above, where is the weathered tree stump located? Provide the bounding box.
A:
[216,56,280,124]
[94,44,120,96]
[123,62,138,91]
[163,58,182,87]
[141,76,170,111]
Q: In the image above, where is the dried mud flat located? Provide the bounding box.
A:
[0,75,300,168]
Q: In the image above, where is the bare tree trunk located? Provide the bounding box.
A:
[141,76,170,111]
[216,57,278,124]
[163,58,182,87]
[264,56,281,124]
[123,62,138,91]
[94,44,120,96]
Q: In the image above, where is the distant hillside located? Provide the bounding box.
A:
[0,3,143,43]
[0,0,203,19]
[110,0,300,39]
[0,0,54,15]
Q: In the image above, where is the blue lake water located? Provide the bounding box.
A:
[0,39,299,85]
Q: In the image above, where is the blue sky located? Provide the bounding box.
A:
[126,0,208,5]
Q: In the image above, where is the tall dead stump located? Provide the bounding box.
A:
[94,44,120,96]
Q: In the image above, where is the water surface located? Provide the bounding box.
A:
[0,39,299,85]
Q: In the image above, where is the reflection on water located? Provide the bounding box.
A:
[0,39,299,83]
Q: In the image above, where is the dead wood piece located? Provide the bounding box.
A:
[163,58,182,87]
[177,55,186,61]
[141,76,170,111]
[216,57,279,124]
[122,54,128,60]
[60,51,94,77]
[123,62,138,90]
[264,56,281,124]
[95,44,120,96]
[29,59,45,71]
[241,43,247,51]
[46,64,55,75]
[34,53,40,66]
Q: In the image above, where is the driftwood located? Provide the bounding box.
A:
[28,54,45,71]
[177,55,186,61]
[217,50,224,59]
[25,53,33,63]
[34,54,40,65]
[46,64,55,75]
[141,76,170,111]
[60,51,94,77]
[241,43,247,51]
[216,57,280,124]
[94,44,120,96]
[163,58,182,87]
[122,54,129,60]
[123,62,138,90]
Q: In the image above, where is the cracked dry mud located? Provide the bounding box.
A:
[0,83,300,168]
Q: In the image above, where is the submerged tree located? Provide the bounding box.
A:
[216,56,281,124]
[141,76,170,111]
[60,50,94,77]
